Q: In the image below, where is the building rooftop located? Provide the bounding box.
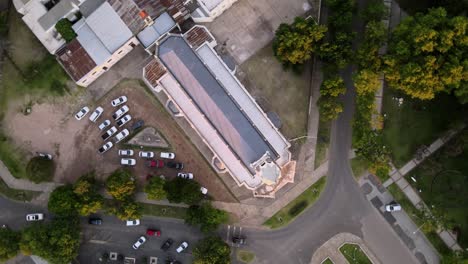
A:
[133,0,189,23]
[198,0,223,11]
[38,0,79,31]
[144,59,167,87]
[72,18,111,65]
[137,12,176,48]
[56,39,97,81]
[158,36,277,171]
[108,0,147,35]
[184,26,214,49]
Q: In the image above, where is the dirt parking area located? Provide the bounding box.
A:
[3,80,236,202]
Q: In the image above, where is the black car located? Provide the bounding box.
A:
[88,218,102,225]
[166,161,184,170]
[232,237,246,245]
[131,120,144,131]
[161,238,174,251]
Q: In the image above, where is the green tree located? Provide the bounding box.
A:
[55,19,76,42]
[48,185,77,216]
[318,96,344,121]
[317,32,355,69]
[106,169,135,201]
[20,218,80,264]
[73,174,103,216]
[144,176,166,200]
[353,69,381,95]
[0,227,20,261]
[193,236,231,264]
[325,0,355,31]
[185,203,228,233]
[320,75,346,97]
[26,157,54,183]
[164,177,203,205]
[384,8,468,102]
[106,199,142,220]
[361,0,388,22]
[273,17,327,66]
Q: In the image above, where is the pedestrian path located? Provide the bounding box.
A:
[382,126,465,251]
[0,160,61,193]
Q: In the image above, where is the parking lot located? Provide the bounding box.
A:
[3,80,236,202]
[79,215,203,264]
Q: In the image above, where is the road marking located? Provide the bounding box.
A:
[89,240,107,244]
[239,226,242,236]
[226,225,231,242]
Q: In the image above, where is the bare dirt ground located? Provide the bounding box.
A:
[3,80,236,202]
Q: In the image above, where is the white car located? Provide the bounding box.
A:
[26,213,44,221]
[98,120,111,130]
[126,219,140,226]
[132,236,146,250]
[112,105,129,120]
[118,149,134,156]
[89,106,104,122]
[102,126,118,141]
[114,129,130,143]
[160,152,175,159]
[200,187,208,195]
[74,106,90,120]
[121,158,136,166]
[176,242,188,253]
[177,172,193,180]
[98,142,113,154]
[116,114,132,127]
[385,203,402,212]
[111,96,128,107]
[139,151,154,158]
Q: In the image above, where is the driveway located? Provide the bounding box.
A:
[205,0,319,63]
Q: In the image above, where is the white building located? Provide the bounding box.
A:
[190,0,239,22]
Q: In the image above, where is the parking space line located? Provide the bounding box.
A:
[226,225,231,243]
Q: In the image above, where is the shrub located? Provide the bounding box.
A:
[55,19,76,42]
[288,201,308,217]
[26,157,54,183]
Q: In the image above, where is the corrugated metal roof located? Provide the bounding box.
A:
[73,18,111,65]
[137,12,175,48]
[158,36,275,170]
[137,26,161,48]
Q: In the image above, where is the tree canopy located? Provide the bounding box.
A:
[106,169,136,201]
[273,17,327,66]
[384,8,468,102]
[193,236,231,264]
[55,19,76,42]
[185,203,228,233]
[0,227,20,261]
[26,157,54,183]
[144,176,166,200]
[106,199,142,220]
[48,185,77,216]
[164,177,203,205]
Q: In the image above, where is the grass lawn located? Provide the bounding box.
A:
[351,156,370,179]
[239,43,310,139]
[382,88,468,167]
[263,177,326,229]
[405,129,468,248]
[140,203,187,219]
[322,258,334,264]
[237,250,255,263]
[339,243,372,264]
[0,178,41,201]
[315,119,331,168]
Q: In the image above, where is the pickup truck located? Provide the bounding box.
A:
[101,126,117,141]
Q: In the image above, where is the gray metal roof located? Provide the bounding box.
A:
[158,36,275,169]
[79,0,106,17]
[73,18,111,65]
[85,2,133,53]
[38,0,79,31]
[137,12,175,48]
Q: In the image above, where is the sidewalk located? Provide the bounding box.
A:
[0,160,60,193]
[382,125,465,252]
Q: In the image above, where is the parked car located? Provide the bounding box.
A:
[117,114,132,127]
[160,152,175,159]
[126,219,140,226]
[121,158,136,166]
[139,151,154,158]
[200,187,208,195]
[176,242,188,253]
[146,229,161,237]
[232,237,246,245]
[114,129,130,143]
[98,142,113,154]
[131,120,144,131]
[98,120,111,130]
[112,105,129,120]
[118,149,134,156]
[167,161,183,170]
[132,236,147,250]
[102,126,118,141]
[177,172,193,180]
[160,239,174,251]
[36,152,52,160]
[88,218,102,225]
[74,106,90,120]
[385,203,402,212]
[89,106,104,122]
[111,96,128,107]
[26,213,44,221]
[146,159,164,168]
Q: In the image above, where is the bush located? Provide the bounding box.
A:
[26,157,54,183]
[55,19,76,42]
[288,200,308,217]
[0,227,20,261]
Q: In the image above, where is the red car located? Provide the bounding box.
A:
[146,229,161,237]
[146,159,164,168]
